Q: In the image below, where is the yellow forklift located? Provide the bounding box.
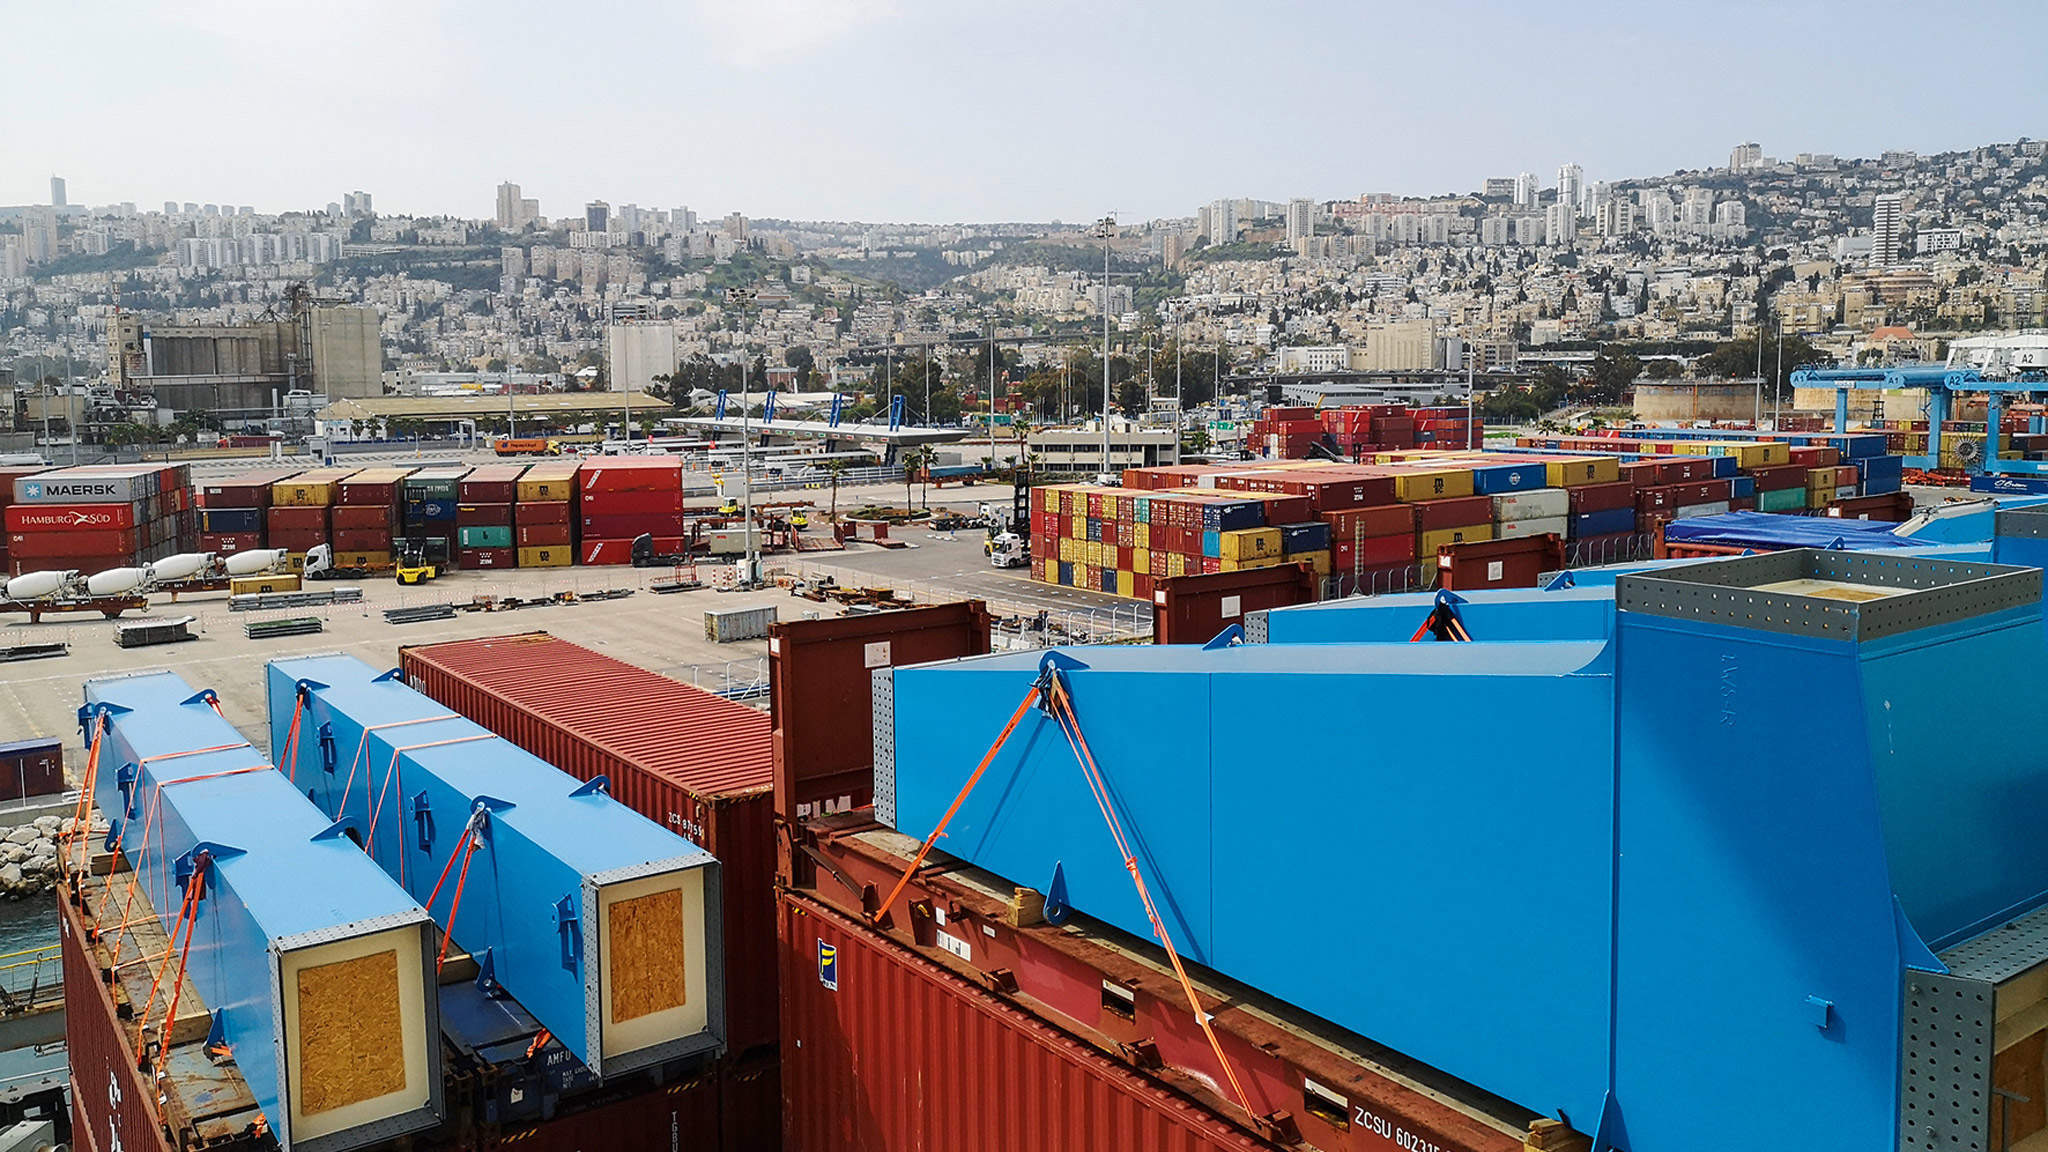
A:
[395,545,439,586]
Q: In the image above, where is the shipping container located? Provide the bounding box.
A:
[517,500,572,526]
[458,546,516,569]
[398,632,778,1058]
[518,545,575,567]
[707,605,779,643]
[270,467,357,507]
[767,604,993,819]
[338,466,415,506]
[0,737,61,801]
[12,467,163,505]
[198,467,300,508]
[517,461,583,502]
[579,456,684,494]
[457,502,515,526]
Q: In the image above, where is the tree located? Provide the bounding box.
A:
[783,345,816,388]
[824,457,850,520]
[1645,358,1684,380]
[1587,350,1643,404]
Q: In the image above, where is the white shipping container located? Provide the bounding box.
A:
[13,467,161,504]
[1673,501,1732,519]
[1834,485,1859,500]
[702,527,764,556]
[1491,490,1569,521]
[705,604,778,643]
[1494,516,1570,541]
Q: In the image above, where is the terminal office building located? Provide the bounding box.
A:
[106,307,382,423]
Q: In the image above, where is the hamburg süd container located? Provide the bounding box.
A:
[268,653,725,1079]
[81,670,444,1151]
[397,631,777,1058]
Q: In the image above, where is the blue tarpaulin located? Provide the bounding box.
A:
[1661,510,1919,550]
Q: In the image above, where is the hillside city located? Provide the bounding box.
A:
[4,137,2047,447]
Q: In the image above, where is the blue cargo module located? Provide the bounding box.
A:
[81,671,443,1152]
[265,653,722,1079]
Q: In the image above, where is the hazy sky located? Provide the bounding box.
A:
[9,0,2045,223]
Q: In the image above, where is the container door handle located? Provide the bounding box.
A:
[412,791,433,852]
[554,895,581,973]
[318,723,337,775]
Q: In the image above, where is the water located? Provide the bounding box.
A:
[0,897,56,956]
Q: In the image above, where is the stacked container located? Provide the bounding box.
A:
[400,465,468,568]
[515,460,580,568]
[0,466,47,576]
[332,466,412,569]
[196,467,300,555]
[266,466,355,558]
[578,456,683,565]
[456,464,525,570]
[5,464,193,577]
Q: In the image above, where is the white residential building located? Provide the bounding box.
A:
[1873,193,1904,267]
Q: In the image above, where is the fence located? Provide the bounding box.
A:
[0,945,59,1012]
[771,559,1154,647]
[657,656,770,703]
[1318,532,1658,601]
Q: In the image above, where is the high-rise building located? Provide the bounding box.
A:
[1207,198,1237,245]
[1713,201,1747,229]
[1556,164,1584,215]
[1514,172,1540,207]
[1599,199,1636,238]
[1728,142,1763,171]
[49,176,66,208]
[1545,202,1576,246]
[343,191,373,216]
[675,206,697,234]
[1162,231,1186,270]
[496,181,525,229]
[1872,193,1904,268]
[1483,177,1517,199]
[586,200,610,233]
[21,209,58,264]
[1285,198,1316,247]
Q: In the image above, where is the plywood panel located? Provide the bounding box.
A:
[611,889,687,1022]
[296,949,405,1115]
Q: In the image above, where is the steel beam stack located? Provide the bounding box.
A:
[267,653,724,1079]
[81,670,443,1151]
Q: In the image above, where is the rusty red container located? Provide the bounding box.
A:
[268,529,326,553]
[7,527,146,557]
[780,893,1276,1152]
[266,505,329,534]
[516,523,572,547]
[1565,481,1634,515]
[484,1069,723,1150]
[1411,495,1491,531]
[62,893,175,1152]
[1652,458,1716,484]
[198,468,299,507]
[331,503,395,530]
[583,513,682,540]
[0,739,61,802]
[1153,566,1318,645]
[517,500,572,526]
[460,464,527,503]
[721,1051,781,1152]
[581,488,686,517]
[1746,464,1808,491]
[1334,534,1414,571]
[198,531,263,553]
[333,528,393,552]
[398,632,778,1058]
[458,502,515,526]
[1323,504,1414,540]
[458,546,516,569]
[578,456,684,493]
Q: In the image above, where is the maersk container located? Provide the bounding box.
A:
[399,631,779,1058]
[81,670,444,1151]
[268,654,725,1079]
[706,605,777,643]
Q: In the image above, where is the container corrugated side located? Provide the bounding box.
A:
[706,605,778,643]
[61,891,178,1152]
[483,1069,722,1151]
[781,892,1279,1152]
[398,631,778,1059]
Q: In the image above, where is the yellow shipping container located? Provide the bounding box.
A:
[330,552,387,570]
[1391,469,1475,502]
[1218,527,1282,560]
[1805,467,1838,490]
[1418,524,1494,557]
[230,573,301,597]
[517,545,574,568]
[1220,554,1289,572]
[1038,488,1060,512]
[1544,457,1621,487]
[271,467,356,507]
[1058,538,1079,563]
[1807,489,1833,510]
[1070,515,1087,538]
[516,462,582,503]
[1134,523,1150,550]
[1292,549,1333,576]
[1134,549,1151,575]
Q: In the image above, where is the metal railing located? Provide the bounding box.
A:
[773,560,1154,647]
[0,945,60,1012]
[658,657,770,704]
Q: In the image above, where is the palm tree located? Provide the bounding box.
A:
[824,457,850,520]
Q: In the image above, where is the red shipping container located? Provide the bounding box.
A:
[579,489,685,517]
[198,531,263,553]
[1637,480,1733,513]
[1412,495,1492,531]
[338,479,400,505]
[13,554,125,577]
[1653,458,1716,485]
[198,468,299,508]
[581,536,681,564]
[577,456,684,494]
[332,529,392,552]
[517,523,573,547]
[782,893,1277,1152]
[458,502,515,526]
[267,505,329,533]
[583,513,683,539]
[516,500,573,526]
[1322,505,1412,541]
[458,546,517,569]
[1617,460,1661,489]
[5,502,142,531]
[1789,445,1840,467]
[7,527,146,557]
[1747,464,1808,491]
[331,503,394,530]
[400,633,777,1058]
[268,529,327,553]
[459,464,527,503]
[1334,533,1415,570]
[1566,481,1635,515]
[1836,464,1859,488]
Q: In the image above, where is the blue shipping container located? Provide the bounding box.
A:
[1469,462,1548,494]
[1279,522,1331,553]
[1573,508,1636,538]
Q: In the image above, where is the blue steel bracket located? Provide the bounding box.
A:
[171,843,242,898]
[474,947,503,997]
[116,762,140,819]
[373,667,405,683]
[76,700,128,740]
[1803,995,1834,1030]
[1589,1090,1624,1152]
[412,791,434,852]
[178,689,220,710]
[204,1010,227,1055]
[293,677,328,703]
[311,817,362,844]
[1894,896,1948,974]
[318,723,337,774]
[553,895,582,973]
[1043,861,1072,926]
[568,776,611,799]
[1543,571,1577,591]
[1033,651,1090,717]
[1202,624,1246,650]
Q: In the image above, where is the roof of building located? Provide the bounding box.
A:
[317,391,668,421]
[1871,326,1917,340]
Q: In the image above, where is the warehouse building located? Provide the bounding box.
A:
[105,304,384,420]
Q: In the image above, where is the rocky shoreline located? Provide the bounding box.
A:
[0,816,71,896]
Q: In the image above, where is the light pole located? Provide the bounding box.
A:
[1774,316,1786,429]
[1092,215,1116,483]
[1174,319,1183,460]
[726,287,760,584]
